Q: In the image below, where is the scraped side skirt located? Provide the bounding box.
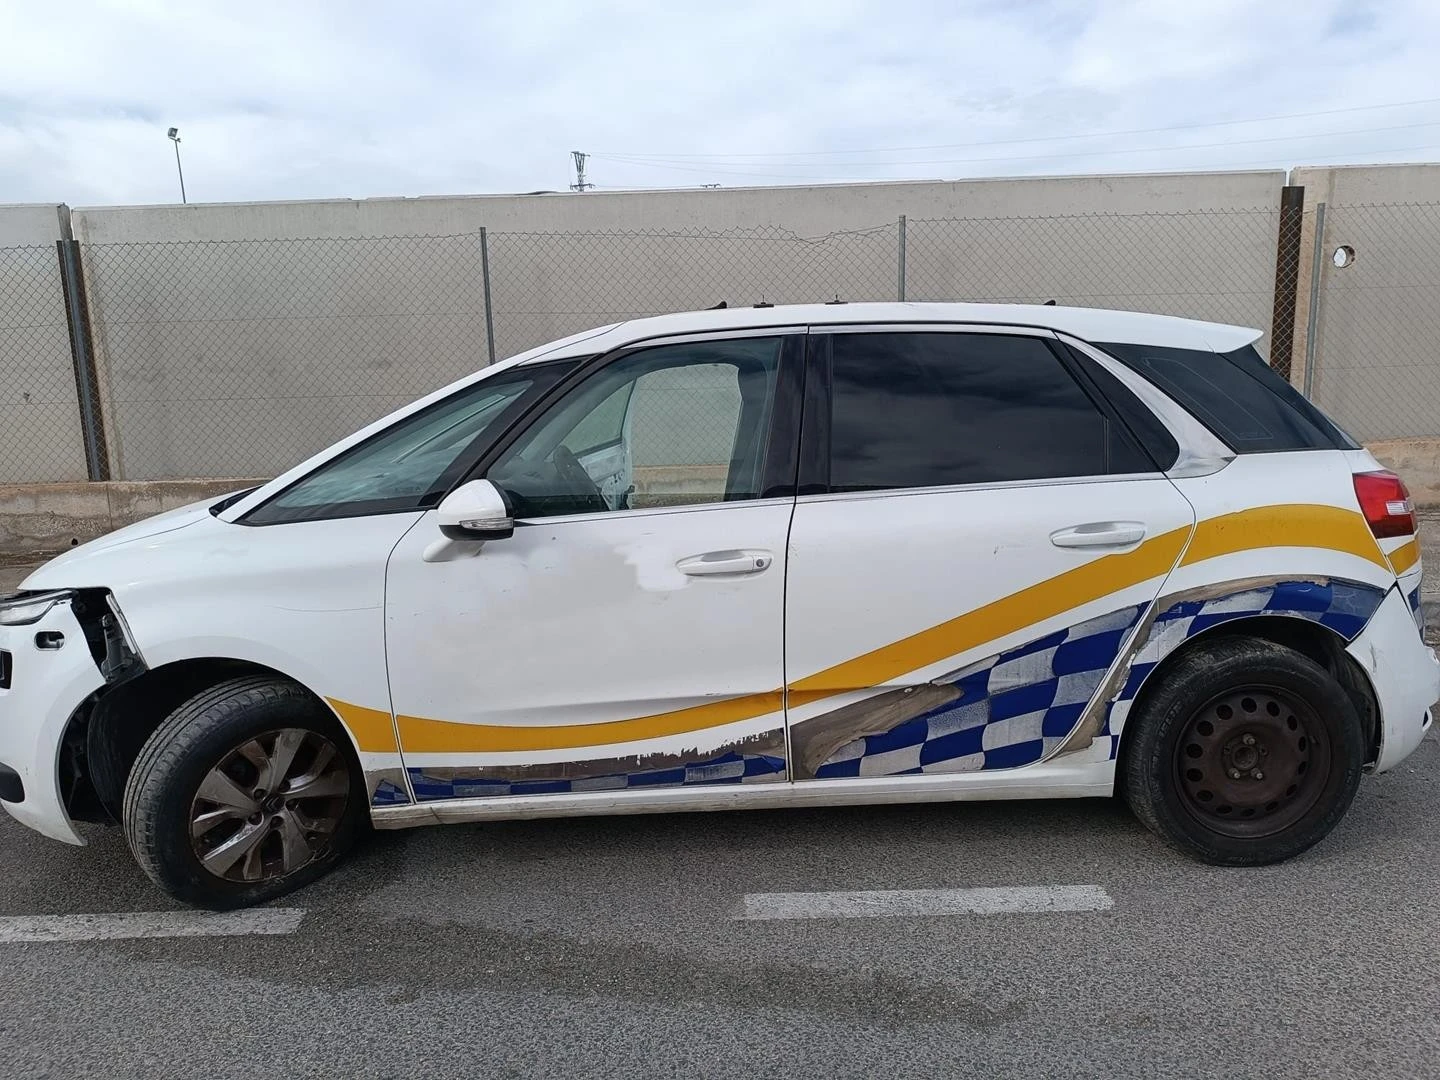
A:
[369,757,1116,829]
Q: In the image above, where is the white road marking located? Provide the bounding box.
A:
[737,885,1113,921]
[0,908,306,943]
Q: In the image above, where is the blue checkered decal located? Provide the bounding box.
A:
[1097,579,1386,760]
[815,605,1145,778]
[1408,584,1425,635]
[372,780,410,806]
[408,750,786,801]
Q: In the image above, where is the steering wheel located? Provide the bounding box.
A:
[550,444,608,514]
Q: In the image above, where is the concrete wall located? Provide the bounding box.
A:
[0,204,90,484]
[70,171,1287,241]
[0,478,263,555]
[65,170,1287,480]
[1289,164,1440,441]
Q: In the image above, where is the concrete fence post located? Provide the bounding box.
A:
[897,215,907,301]
[480,227,497,366]
[55,239,110,481]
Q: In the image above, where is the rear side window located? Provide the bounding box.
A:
[825,332,1153,492]
[1098,342,1356,453]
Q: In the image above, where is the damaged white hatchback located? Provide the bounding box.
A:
[2,302,1436,907]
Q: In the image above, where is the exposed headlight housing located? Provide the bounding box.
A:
[0,590,76,626]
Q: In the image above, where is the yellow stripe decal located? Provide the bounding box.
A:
[326,698,399,754]
[336,503,1393,755]
[396,691,785,754]
[1179,504,1389,571]
[788,525,1191,702]
[1389,538,1421,576]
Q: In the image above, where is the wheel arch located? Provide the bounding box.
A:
[1115,613,1381,773]
[65,656,360,823]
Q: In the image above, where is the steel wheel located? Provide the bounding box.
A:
[1173,685,1332,839]
[189,728,351,883]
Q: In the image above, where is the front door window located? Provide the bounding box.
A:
[488,337,782,518]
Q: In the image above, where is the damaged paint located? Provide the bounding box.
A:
[1063,576,1387,762]
[405,727,788,800]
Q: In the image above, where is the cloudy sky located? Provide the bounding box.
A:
[3,0,1439,206]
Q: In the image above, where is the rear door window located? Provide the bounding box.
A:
[823,331,1153,492]
[1063,346,1180,470]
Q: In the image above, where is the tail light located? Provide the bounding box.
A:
[1353,470,1416,539]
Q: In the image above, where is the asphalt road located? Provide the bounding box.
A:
[0,724,1437,1080]
[4,522,1440,1079]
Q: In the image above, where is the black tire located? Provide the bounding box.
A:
[1121,635,1365,865]
[122,675,367,909]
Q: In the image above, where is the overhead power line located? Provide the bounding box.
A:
[594,95,1440,160]
[593,119,1440,175]
[589,141,1440,185]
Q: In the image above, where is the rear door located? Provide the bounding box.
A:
[784,325,1197,779]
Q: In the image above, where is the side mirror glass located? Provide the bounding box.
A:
[437,479,514,541]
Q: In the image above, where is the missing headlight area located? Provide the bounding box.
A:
[0,588,143,681]
[71,590,145,684]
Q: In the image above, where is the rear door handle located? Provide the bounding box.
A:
[677,550,774,577]
[1050,522,1147,549]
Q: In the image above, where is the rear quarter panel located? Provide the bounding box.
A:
[1164,451,1396,596]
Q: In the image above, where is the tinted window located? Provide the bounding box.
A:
[489,337,783,518]
[827,333,1148,492]
[1065,346,1180,470]
[1099,342,1356,453]
[246,366,564,524]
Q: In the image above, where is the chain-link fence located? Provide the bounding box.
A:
[486,224,900,479]
[6,203,1440,484]
[487,224,899,358]
[1306,202,1440,443]
[906,209,1282,349]
[0,244,91,483]
[80,234,493,480]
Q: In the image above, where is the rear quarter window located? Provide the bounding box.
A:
[1097,342,1356,453]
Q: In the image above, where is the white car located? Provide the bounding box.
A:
[2,303,1435,907]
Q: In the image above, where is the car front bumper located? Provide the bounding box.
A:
[0,601,105,845]
[1349,585,1440,773]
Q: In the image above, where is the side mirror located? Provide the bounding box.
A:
[437,479,514,541]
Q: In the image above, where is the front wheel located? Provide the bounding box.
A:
[123,676,367,908]
[1121,636,1366,865]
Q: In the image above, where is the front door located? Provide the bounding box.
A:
[783,326,1197,779]
[385,332,803,802]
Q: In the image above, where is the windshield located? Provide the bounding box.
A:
[244,365,566,524]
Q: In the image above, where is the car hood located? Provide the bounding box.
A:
[21,498,226,591]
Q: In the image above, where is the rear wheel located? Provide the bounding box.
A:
[1122,636,1365,865]
[123,676,366,908]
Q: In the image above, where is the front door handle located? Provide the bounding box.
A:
[677,550,774,577]
[1050,522,1147,549]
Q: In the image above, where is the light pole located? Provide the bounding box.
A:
[167,127,187,204]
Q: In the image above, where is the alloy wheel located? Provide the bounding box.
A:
[188,728,351,883]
